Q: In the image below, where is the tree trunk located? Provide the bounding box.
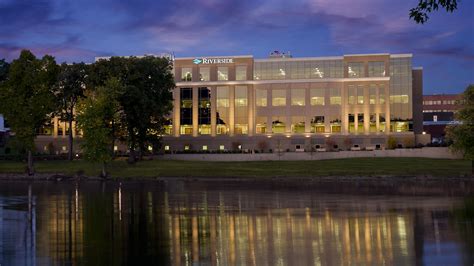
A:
[27,150,34,176]
[111,120,115,159]
[128,147,136,164]
[472,160,473,177]
[68,118,74,161]
[101,162,107,178]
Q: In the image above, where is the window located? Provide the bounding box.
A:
[272,89,286,106]
[164,145,170,151]
[219,145,225,151]
[217,67,228,81]
[347,62,364,78]
[310,88,325,106]
[357,86,364,105]
[357,113,364,133]
[236,65,247,80]
[202,145,208,151]
[330,88,341,105]
[180,88,193,135]
[181,67,192,81]
[348,114,355,133]
[235,86,248,134]
[379,113,386,132]
[291,89,305,106]
[370,113,376,132]
[272,116,286,133]
[330,116,341,133]
[379,86,385,104]
[256,116,267,134]
[348,86,356,105]
[291,116,305,133]
[369,86,376,104]
[433,115,438,122]
[216,86,229,135]
[164,118,172,135]
[390,95,409,104]
[198,87,211,135]
[311,116,325,133]
[199,67,210,81]
[368,61,385,77]
[256,89,267,107]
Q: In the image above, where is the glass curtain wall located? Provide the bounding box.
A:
[390,57,412,132]
[216,86,229,134]
[234,86,248,134]
[198,87,211,135]
[180,88,193,135]
[311,116,325,133]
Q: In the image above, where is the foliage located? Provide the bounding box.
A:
[76,78,123,175]
[446,85,474,161]
[90,56,175,161]
[0,50,58,152]
[387,136,398,149]
[410,0,458,23]
[257,140,268,152]
[0,59,9,84]
[343,137,352,149]
[325,137,336,151]
[54,62,88,160]
[403,137,415,148]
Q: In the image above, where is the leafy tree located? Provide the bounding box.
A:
[0,59,9,83]
[0,50,58,175]
[446,84,474,175]
[410,0,458,24]
[76,78,123,177]
[54,63,88,161]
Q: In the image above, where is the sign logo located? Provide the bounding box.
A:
[193,58,234,64]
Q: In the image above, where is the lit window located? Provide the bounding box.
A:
[184,145,190,151]
[272,89,286,106]
[329,88,341,105]
[291,89,305,106]
[148,145,153,151]
[219,145,225,151]
[256,89,267,107]
[199,67,210,81]
[114,145,118,151]
[310,88,325,106]
[236,65,247,80]
[202,145,208,151]
[164,145,170,151]
[368,61,385,77]
[217,67,228,81]
[347,62,364,78]
[181,67,192,81]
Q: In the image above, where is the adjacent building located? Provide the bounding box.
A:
[423,94,462,142]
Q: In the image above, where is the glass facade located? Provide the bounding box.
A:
[329,88,341,105]
[180,88,193,135]
[357,86,364,105]
[256,116,267,134]
[272,89,286,106]
[234,86,248,134]
[199,67,210,81]
[368,61,385,77]
[181,67,192,81]
[216,86,229,134]
[236,66,247,81]
[310,88,325,106]
[291,89,305,106]
[254,59,343,80]
[291,116,305,133]
[256,89,267,107]
[389,57,413,132]
[311,116,325,133]
[198,87,211,135]
[217,67,228,81]
[347,62,364,78]
[272,116,286,133]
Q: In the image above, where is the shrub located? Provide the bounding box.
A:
[403,137,415,148]
[387,136,397,149]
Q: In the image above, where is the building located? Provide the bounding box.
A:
[423,94,462,142]
[30,52,424,154]
[164,52,424,152]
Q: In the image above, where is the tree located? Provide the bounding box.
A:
[76,78,123,178]
[446,84,474,175]
[0,50,58,175]
[54,63,88,161]
[410,0,458,24]
[0,59,9,83]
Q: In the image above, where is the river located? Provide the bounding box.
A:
[0,180,473,265]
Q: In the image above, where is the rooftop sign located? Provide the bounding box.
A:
[193,58,234,64]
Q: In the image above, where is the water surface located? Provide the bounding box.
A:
[0,180,473,265]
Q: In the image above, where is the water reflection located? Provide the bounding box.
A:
[0,181,473,265]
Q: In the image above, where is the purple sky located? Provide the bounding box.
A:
[1,0,473,94]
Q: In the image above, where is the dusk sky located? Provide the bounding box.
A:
[1,0,472,94]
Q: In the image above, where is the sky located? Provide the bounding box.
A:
[0,0,473,94]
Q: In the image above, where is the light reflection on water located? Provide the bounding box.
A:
[0,180,473,265]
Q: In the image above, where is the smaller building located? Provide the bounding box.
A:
[423,94,462,142]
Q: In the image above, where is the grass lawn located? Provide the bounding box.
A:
[0,158,471,178]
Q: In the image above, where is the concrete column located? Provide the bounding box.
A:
[324,87,330,133]
[286,88,291,133]
[192,87,198,137]
[61,121,66,137]
[72,121,76,138]
[305,87,311,133]
[173,88,180,137]
[341,85,348,134]
[247,85,254,136]
[376,86,380,132]
[53,117,58,138]
[267,88,272,134]
[364,86,370,134]
[229,86,235,136]
[385,84,391,134]
[354,113,358,135]
[211,86,217,137]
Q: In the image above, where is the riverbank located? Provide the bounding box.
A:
[0,157,471,180]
